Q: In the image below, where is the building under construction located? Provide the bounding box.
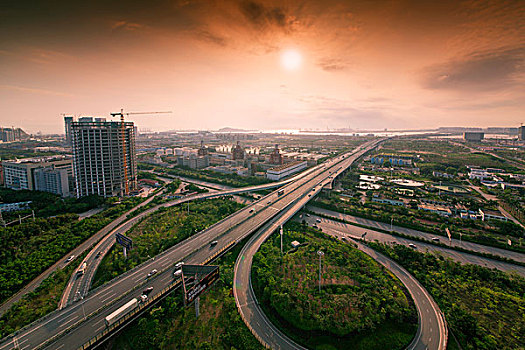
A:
[71,117,137,197]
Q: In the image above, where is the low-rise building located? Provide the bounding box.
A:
[177,154,209,169]
[371,196,406,207]
[479,208,508,222]
[2,156,73,193]
[464,132,484,141]
[266,161,307,180]
[0,201,32,212]
[418,203,452,216]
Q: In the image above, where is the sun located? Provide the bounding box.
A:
[280,49,302,71]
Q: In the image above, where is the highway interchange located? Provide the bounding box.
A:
[59,166,320,308]
[233,140,447,350]
[3,137,523,349]
[0,142,381,350]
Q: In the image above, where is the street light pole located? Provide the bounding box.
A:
[317,250,324,294]
[280,225,283,255]
[77,292,86,320]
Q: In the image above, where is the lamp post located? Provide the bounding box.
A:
[317,250,324,293]
[77,291,86,320]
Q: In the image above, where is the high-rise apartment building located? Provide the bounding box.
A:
[34,166,70,196]
[71,117,137,197]
[519,126,525,141]
[64,116,73,145]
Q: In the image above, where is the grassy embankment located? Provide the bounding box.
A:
[252,222,418,350]
[368,242,525,350]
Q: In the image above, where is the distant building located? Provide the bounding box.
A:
[198,140,209,156]
[370,154,413,166]
[2,156,73,192]
[232,141,245,160]
[519,126,525,141]
[177,154,209,169]
[432,171,454,179]
[463,132,484,141]
[371,196,406,207]
[0,127,27,142]
[479,208,508,222]
[72,117,137,197]
[64,116,73,145]
[417,203,452,216]
[0,201,32,212]
[34,166,70,197]
[266,161,307,180]
[269,144,283,165]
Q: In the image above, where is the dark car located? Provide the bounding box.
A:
[143,287,154,295]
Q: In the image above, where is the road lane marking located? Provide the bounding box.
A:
[59,314,79,329]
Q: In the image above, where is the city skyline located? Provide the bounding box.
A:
[1,0,524,133]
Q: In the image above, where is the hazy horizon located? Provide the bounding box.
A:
[1,0,524,134]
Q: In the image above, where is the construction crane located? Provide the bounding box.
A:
[110,109,172,196]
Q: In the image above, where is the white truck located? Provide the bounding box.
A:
[105,298,139,327]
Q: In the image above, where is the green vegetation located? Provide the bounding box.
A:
[139,163,271,188]
[0,197,142,304]
[111,239,263,350]
[165,179,182,193]
[252,222,417,350]
[0,188,106,219]
[138,171,160,181]
[368,242,525,350]
[0,253,86,338]
[92,198,243,288]
[377,139,519,174]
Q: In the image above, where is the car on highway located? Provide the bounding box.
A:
[267,201,271,204]
[66,255,75,263]
[140,294,148,302]
[94,252,101,259]
[175,261,184,268]
[316,218,321,223]
[249,208,255,213]
[173,269,182,277]
[308,194,311,197]
[142,287,154,295]
[306,214,310,217]
[146,269,158,278]
[432,237,440,242]
[210,240,218,247]
[408,243,417,249]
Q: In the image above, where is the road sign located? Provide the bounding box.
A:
[181,265,220,304]
[116,233,133,250]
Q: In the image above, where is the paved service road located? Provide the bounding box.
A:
[308,207,525,264]
[233,140,445,350]
[304,214,525,277]
[0,142,373,350]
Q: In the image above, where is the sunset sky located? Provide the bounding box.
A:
[1,0,524,133]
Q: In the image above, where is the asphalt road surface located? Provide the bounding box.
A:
[303,214,525,277]
[0,141,375,350]
[307,207,525,265]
